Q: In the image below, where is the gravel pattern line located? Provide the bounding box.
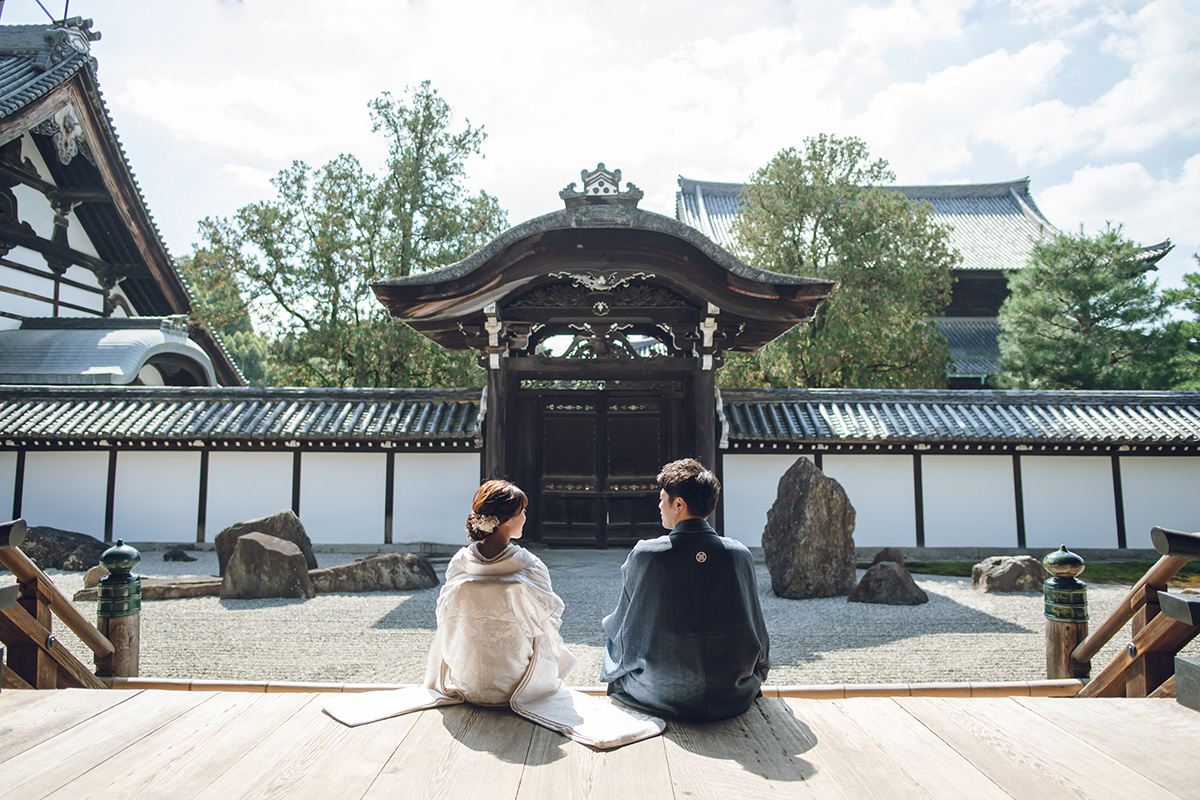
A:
[40,548,1190,687]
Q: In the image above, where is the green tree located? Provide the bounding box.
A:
[723,135,956,389]
[191,80,507,387]
[177,248,273,386]
[1164,253,1200,389]
[996,225,1179,390]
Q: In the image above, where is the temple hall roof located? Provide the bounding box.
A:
[677,177,1057,272]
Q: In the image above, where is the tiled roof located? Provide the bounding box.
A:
[0,387,482,446]
[0,318,217,386]
[938,318,1001,377]
[677,177,1056,272]
[0,24,93,116]
[721,388,1200,447]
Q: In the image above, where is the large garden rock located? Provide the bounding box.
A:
[163,547,197,562]
[215,510,316,577]
[972,555,1047,593]
[309,553,439,593]
[762,457,857,599]
[220,533,314,599]
[849,561,928,605]
[871,547,906,568]
[19,526,108,571]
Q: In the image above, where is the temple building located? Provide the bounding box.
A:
[0,18,1196,555]
[676,177,1173,387]
[0,18,241,386]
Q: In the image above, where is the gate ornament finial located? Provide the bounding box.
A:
[560,163,644,208]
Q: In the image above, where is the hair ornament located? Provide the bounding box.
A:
[474,514,500,534]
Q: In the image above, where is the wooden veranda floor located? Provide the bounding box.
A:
[3,688,1199,799]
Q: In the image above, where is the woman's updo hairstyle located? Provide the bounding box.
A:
[466,480,528,541]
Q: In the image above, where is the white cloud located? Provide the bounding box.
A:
[845,0,974,52]
[1039,156,1200,287]
[1085,2,1200,156]
[47,0,1192,273]
[976,2,1200,166]
[850,41,1071,176]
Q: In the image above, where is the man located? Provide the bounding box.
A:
[601,458,770,721]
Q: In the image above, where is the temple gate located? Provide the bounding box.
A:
[373,165,831,545]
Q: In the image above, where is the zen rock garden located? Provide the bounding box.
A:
[65,509,439,603]
[26,461,1053,607]
[761,457,1048,605]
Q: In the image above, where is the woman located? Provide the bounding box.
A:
[424,479,577,705]
[324,480,664,749]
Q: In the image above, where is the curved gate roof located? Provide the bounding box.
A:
[373,166,833,354]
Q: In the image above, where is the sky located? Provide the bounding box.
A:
[3,0,1199,289]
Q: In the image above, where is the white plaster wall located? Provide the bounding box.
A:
[721,454,811,547]
[922,455,1017,547]
[112,451,201,543]
[392,453,480,545]
[13,183,54,241]
[822,454,916,547]
[56,282,105,315]
[0,252,57,318]
[2,258,56,293]
[0,452,16,519]
[299,453,387,544]
[65,209,101,258]
[1020,456,1117,549]
[21,451,108,536]
[205,452,293,536]
[1118,456,1200,549]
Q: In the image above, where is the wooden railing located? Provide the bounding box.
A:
[0,519,113,689]
[1065,527,1200,698]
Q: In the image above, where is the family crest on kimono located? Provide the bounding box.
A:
[601,458,771,721]
[324,480,665,749]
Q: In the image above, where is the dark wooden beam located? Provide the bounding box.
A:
[0,222,139,279]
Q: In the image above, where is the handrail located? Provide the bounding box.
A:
[1070,552,1189,665]
[0,526,115,659]
[1064,527,1200,697]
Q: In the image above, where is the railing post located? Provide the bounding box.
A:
[95,540,141,678]
[1044,545,1089,680]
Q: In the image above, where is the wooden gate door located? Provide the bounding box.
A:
[537,393,665,547]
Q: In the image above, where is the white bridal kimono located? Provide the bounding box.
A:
[324,543,664,749]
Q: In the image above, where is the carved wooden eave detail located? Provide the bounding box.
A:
[0,19,245,386]
[373,185,833,357]
[0,74,188,309]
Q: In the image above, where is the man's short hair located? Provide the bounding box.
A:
[657,458,721,518]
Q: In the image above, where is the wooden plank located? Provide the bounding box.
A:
[15,580,57,688]
[43,691,314,800]
[0,683,45,713]
[0,688,138,766]
[900,697,1184,798]
[0,540,114,657]
[362,704,534,800]
[1015,697,1200,798]
[1079,612,1200,698]
[813,697,1011,799]
[2,662,34,689]
[1073,554,1189,664]
[776,698,969,800]
[662,698,834,799]
[2,690,213,798]
[186,694,420,800]
[516,714,672,800]
[0,605,107,689]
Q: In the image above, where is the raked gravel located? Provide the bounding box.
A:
[41,548,1188,687]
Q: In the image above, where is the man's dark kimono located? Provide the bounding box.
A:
[601,518,770,721]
